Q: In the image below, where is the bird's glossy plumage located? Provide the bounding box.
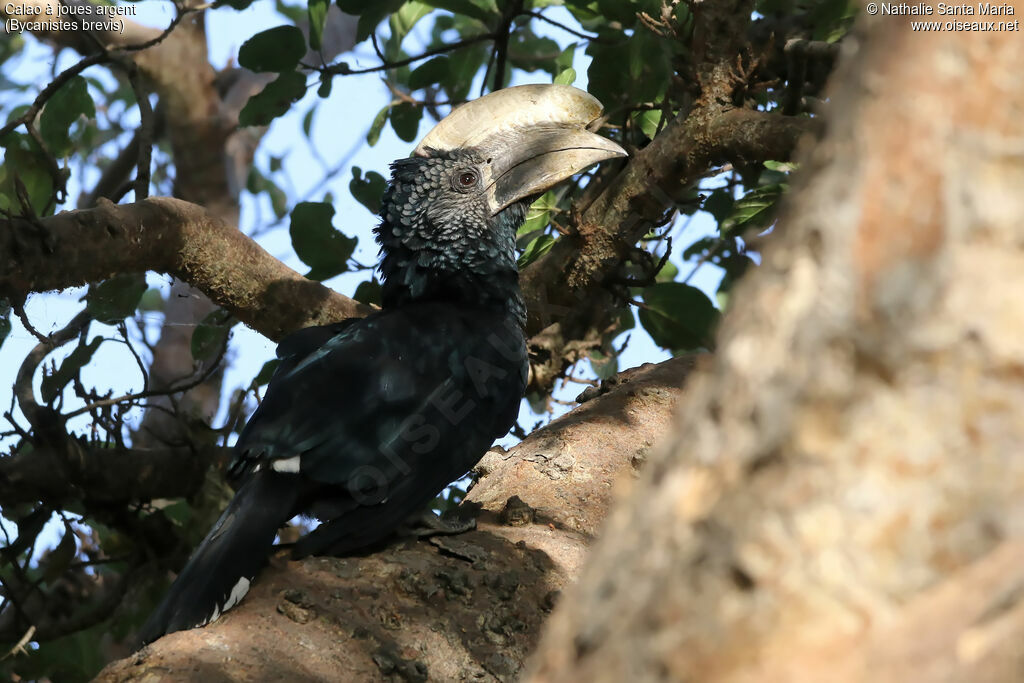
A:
[138,151,528,644]
[138,84,626,645]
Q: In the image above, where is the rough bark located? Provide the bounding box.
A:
[94,357,698,681]
[0,197,371,341]
[525,7,1024,682]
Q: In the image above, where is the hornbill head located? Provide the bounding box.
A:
[377,85,626,285]
[413,83,626,215]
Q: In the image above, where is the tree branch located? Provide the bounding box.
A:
[0,439,227,507]
[519,107,821,335]
[95,354,700,680]
[0,197,372,341]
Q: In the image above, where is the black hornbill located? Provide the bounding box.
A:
[138,84,625,644]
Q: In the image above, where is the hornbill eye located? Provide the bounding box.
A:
[453,169,479,191]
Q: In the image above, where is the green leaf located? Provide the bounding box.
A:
[508,31,562,76]
[238,26,307,72]
[0,142,56,216]
[553,67,576,85]
[655,258,678,283]
[390,102,422,142]
[639,282,720,352]
[419,0,497,22]
[586,28,669,116]
[40,337,102,404]
[138,288,164,312]
[633,109,663,139]
[443,44,488,100]
[39,523,77,584]
[409,56,450,90]
[239,71,307,127]
[807,0,856,41]
[246,167,288,218]
[274,0,305,22]
[596,0,637,24]
[390,1,433,49]
[85,273,147,324]
[588,349,618,380]
[39,75,95,156]
[338,0,407,42]
[682,235,719,261]
[764,160,798,172]
[317,74,333,98]
[0,298,10,350]
[555,43,576,72]
[289,201,358,280]
[367,105,389,146]
[308,0,329,50]
[349,166,387,215]
[517,190,556,238]
[302,107,316,138]
[702,188,734,223]
[191,308,234,362]
[254,358,280,386]
[159,499,193,526]
[354,279,382,306]
[517,233,555,269]
[720,183,787,236]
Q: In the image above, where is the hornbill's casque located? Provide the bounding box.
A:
[138,84,626,645]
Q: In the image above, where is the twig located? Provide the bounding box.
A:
[491,0,523,92]
[0,52,108,141]
[318,32,497,76]
[62,328,230,421]
[523,10,606,42]
[370,31,387,63]
[682,237,726,284]
[0,625,34,660]
[13,303,48,343]
[116,321,150,394]
[15,312,91,428]
[23,123,66,205]
[0,4,189,141]
[125,67,154,200]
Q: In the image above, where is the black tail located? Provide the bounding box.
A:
[137,472,299,646]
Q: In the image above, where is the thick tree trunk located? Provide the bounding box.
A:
[525,9,1024,682]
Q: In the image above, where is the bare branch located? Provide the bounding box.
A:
[316,32,497,76]
[0,197,372,341]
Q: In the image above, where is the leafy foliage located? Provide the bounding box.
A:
[84,274,147,324]
[238,26,308,72]
[640,283,721,352]
[239,71,307,126]
[191,309,235,362]
[289,201,358,280]
[39,75,95,156]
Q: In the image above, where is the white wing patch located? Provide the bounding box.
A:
[271,456,301,473]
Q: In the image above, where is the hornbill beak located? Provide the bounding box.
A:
[414,84,627,215]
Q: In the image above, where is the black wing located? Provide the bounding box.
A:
[230,303,526,554]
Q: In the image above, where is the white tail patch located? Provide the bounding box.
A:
[193,576,252,629]
[222,576,251,612]
[271,456,301,473]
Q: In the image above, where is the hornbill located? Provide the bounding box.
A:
[138,84,625,645]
